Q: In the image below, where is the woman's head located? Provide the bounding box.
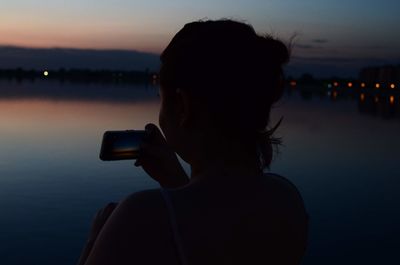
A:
[159,19,289,169]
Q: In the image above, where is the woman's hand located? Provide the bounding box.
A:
[135,123,189,188]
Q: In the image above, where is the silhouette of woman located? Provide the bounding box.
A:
[78,19,308,265]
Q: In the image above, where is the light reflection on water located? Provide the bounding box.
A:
[0,80,399,265]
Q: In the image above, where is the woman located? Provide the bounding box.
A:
[78,19,308,265]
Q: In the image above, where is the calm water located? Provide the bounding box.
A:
[0,80,399,265]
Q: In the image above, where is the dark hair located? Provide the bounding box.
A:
[160,19,289,169]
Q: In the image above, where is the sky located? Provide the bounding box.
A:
[1,0,399,77]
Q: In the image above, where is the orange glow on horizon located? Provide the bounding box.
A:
[360,93,365,101]
[0,40,163,54]
[347,82,353,88]
[390,84,395,89]
[0,25,165,54]
[375,83,380,89]
[0,14,168,54]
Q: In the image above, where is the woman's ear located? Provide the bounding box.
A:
[176,88,192,128]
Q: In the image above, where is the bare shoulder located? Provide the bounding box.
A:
[264,173,305,200]
[108,188,169,235]
[263,173,308,220]
[106,189,168,229]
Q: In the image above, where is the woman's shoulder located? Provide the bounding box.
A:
[264,173,302,200]
[104,188,169,236]
[84,189,177,264]
[263,173,304,197]
[108,189,166,223]
[261,173,308,219]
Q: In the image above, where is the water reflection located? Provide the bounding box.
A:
[0,81,161,265]
[287,84,400,120]
[1,80,399,121]
[0,80,399,265]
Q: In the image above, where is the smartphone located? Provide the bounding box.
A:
[99,130,146,161]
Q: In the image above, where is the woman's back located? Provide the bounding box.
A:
[83,173,307,265]
[162,173,308,265]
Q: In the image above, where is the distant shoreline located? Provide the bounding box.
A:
[0,68,158,84]
[0,67,398,91]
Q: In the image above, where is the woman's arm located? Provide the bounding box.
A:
[135,123,189,188]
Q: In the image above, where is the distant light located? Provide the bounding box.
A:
[390,84,395,89]
[347,82,353,88]
[290,80,297,86]
[152,74,158,80]
[375,83,380,89]
[333,91,338,98]
[389,95,395,105]
[374,96,379,103]
[360,93,365,101]
[327,84,332,88]
[43,71,49,77]
[327,91,331,96]
[361,82,366,88]
[333,82,339,87]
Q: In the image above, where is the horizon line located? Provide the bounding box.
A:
[2,44,398,64]
[0,44,160,55]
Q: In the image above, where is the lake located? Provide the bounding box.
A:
[0,80,399,265]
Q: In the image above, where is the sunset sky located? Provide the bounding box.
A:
[1,0,399,76]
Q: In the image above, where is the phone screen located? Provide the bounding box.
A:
[99,130,146,161]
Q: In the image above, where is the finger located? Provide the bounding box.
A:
[145,123,158,132]
[135,141,162,167]
[145,123,167,145]
[139,142,170,159]
[134,143,157,168]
